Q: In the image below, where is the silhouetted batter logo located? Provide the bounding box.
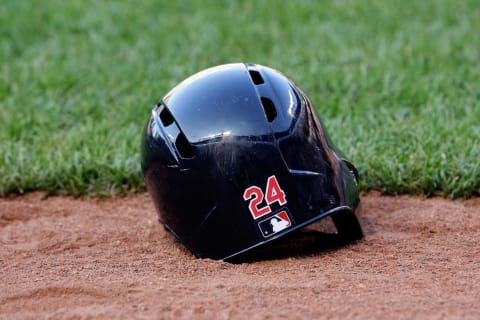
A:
[258,210,292,238]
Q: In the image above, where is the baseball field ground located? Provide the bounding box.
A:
[1,0,479,318]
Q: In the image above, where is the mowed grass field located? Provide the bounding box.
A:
[1,0,479,197]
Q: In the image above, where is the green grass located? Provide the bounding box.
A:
[1,0,479,197]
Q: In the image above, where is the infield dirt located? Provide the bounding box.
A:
[1,192,479,319]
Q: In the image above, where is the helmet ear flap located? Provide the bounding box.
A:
[330,209,363,241]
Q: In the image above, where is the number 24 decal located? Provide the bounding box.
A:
[243,175,287,219]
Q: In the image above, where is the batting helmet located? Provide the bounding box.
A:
[141,63,363,261]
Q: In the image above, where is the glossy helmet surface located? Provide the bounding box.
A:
[141,63,363,261]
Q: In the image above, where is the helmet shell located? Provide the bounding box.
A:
[141,63,362,260]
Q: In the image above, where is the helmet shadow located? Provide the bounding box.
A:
[227,228,361,264]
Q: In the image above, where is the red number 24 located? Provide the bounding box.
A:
[243,175,287,219]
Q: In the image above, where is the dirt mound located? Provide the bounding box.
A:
[1,192,479,319]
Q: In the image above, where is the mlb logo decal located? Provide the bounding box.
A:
[258,210,292,238]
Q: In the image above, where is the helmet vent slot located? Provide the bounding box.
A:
[175,132,195,159]
[249,70,264,85]
[160,106,175,126]
[260,97,277,122]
